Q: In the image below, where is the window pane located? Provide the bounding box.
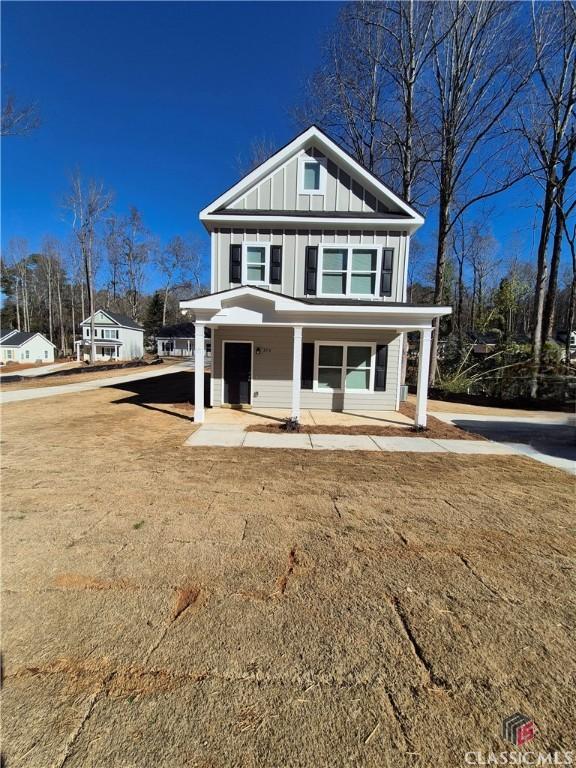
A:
[319,345,343,366]
[247,265,265,282]
[318,368,342,389]
[350,274,375,294]
[352,250,377,271]
[347,346,371,369]
[346,369,370,389]
[304,161,320,190]
[246,246,265,264]
[322,273,346,294]
[323,249,347,270]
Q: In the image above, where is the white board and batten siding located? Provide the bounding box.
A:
[212,327,401,411]
[213,228,409,303]
[226,147,401,215]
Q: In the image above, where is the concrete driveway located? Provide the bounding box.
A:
[0,362,190,404]
[433,412,575,473]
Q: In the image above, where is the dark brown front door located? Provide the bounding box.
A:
[223,342,251,405]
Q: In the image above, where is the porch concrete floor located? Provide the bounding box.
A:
[203,407,412,428]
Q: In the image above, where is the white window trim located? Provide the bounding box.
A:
[242,242,270,286]
[317,245,387,299]
[313,341,376,394]
[298,154,327,195]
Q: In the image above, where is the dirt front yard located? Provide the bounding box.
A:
[1,371,574,767]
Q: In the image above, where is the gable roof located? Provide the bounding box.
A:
[81,310,143,330]
[0,331,56,348]
[200,125,424,231]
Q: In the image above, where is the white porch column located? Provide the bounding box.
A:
[415,328,432,429]
[194,322,205,423]
[291,326,303,420]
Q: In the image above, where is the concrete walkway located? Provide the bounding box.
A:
[0,361,77,379]
[0,363,189,404]
[185,426,517,455]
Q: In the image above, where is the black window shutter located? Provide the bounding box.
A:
[229,244,242,283]
[270,245,282,285]
[301,343,314,389]
[374,344,388,391]
[380,248,394,297]
[305,246,318,295]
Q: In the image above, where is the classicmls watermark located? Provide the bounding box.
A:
[463,713,574,766]
[502,713,536,748]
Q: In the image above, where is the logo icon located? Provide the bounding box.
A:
[502,713,536,747]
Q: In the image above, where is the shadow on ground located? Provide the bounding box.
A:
[452,419,576,461]
[104,371,210,422]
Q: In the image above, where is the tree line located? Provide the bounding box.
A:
[1,172,207,360]
[296,0,576,394]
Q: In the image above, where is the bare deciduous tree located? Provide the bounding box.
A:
[65,173,113,363]
[426,0,532,383]
[521,1,576,394]
[106,207,153,320]
[156,235,203,326]
[236,136,278,176]
[1,95,40,136]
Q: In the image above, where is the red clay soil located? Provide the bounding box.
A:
[246,401,485,440]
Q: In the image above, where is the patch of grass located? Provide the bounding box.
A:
[132,520,145,530]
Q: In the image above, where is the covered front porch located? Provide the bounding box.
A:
[180,287,451,430]
[200,406,413,429]
[74,338,123,361]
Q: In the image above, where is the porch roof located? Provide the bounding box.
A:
[180,286,452,331]
[74,339,123,346]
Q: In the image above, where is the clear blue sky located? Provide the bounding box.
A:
[1,0,342,285]
[1,1,562,291]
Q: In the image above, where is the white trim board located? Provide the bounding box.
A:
[200,126,423,227]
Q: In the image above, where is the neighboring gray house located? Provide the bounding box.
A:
[156,323,211,359]
[0,331,56,364]
[180,126,451,427]
[75,310,144,361]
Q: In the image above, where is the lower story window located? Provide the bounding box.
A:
[315,343,374,392]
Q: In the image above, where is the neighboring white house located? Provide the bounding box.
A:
[75,310,144,361]
[180,125,451,427]
[0,331,56,364]
[156,323,212,360]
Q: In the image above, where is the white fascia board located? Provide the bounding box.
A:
[200,126,423,226]
[80,310,118,326]
[181,289,451,321]
[4,333,57,349]
[308,131,424,223]
[201,214,421,232]
[180,286,305,312]
[200,127,318,217]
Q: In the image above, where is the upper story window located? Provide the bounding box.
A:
[298,155,327,195]
[319,246,387,298]
[243,243,269,285]
[103,328,119,339]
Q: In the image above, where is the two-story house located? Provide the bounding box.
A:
[75,310,144,361]
[180,126,451,427]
